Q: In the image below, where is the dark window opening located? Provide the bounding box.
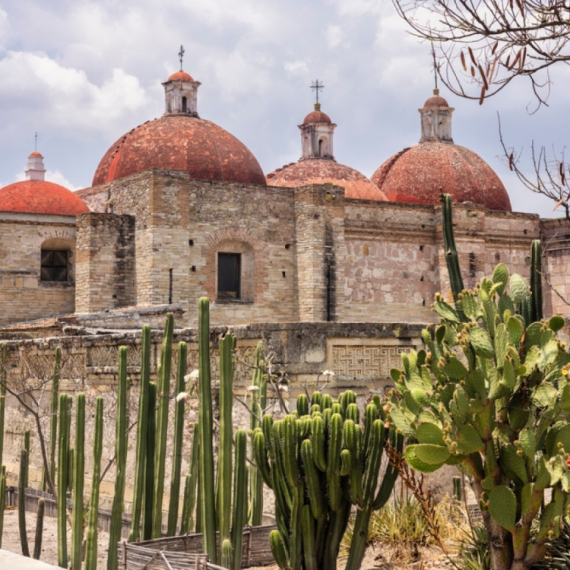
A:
[218,253,241,299]
[182,96,188,113]
[318,139,323,156]
[41,250,68,282]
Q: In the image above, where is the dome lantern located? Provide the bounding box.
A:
[25,151,46,181]
[162,70,201,117]
[419,88,454,143]
[299,103,337,160]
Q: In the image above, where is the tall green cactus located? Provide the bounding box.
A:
[18,448,30,557]
[167,341,188,536]
[85,397,103,570]
[391,266,570,570]
[152,314,174,538]
[254,390,402,570]
[0,465,6,548]
[198,298,217,564]
[180,422,199,534]
[441,193,464,308]
[230,429,248,570]
[33,498,45,560]
[142,382,157,541]
[24,430,30,489]
[71,393,85,570]
[0,344,6,468]
[128,325,151,543]
[530,239,543,322]
[217,333,236,563]
[57,393,70,569]
[107,347,128,570]
[249,342,266,526]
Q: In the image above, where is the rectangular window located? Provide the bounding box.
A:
[41,250,68,282]
[218,253,241,299]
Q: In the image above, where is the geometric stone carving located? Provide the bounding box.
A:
[330,343,411,379]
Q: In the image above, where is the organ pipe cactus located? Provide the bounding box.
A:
[254,390,402,570]
[230,429,248,570]
[390,265,570,570]
[152,314,174,538]
[0,465,5,548]
[129,325,151,542]
[198,297,217,564]
[180,422,199,534]
[33,498,45,560]
[107,347,128,570]
[0,343,6,468]
[24,430,30,488]
[142,382,157,541]
[57,393,70,569]
[441,193,464,310]
[71,393,85,570]
[85,397,103,570]
[167,341,188,536]
[18,448,30,557]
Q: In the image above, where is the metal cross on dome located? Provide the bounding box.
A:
[311,79,324,104]
[178,45,185,70]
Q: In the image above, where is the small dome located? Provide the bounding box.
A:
[168,70,194,81]
[0,180,89,216]
[303,110,332,125]
[28,151,43,158]
[423,88,449,108]
[372,142,512,211]
[93,115,266,186]
[267,158,388,201]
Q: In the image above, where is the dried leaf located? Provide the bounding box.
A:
[509,50,521,71]
[479,85,486,105]
[490,55,499,81]
[553,197,565,211]
[560,162,564,177]
[521,47,527,70]
[515,0,524,16]
[460,51,467,71]
[479,64,489,90]
[509,153,514,171]
[468,46,477,65]
[492,41,499,55]
[562,172,566,186]
[506,54,511,68]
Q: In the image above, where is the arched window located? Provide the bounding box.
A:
[318,139,323,156]
[182,96,187,113]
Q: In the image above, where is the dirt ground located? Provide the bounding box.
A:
[1,507,455,570]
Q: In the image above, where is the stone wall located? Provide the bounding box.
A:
[0,213,77,325]
[542,218,570,316]
[0,320,422,512]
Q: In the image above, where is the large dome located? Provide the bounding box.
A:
[372,143,512,211]
[93,115,266,187]
[0,180,89,216]
[371,89,511,212]
[268,158,387,201]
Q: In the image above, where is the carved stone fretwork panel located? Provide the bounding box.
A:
[88,344,147,369]
[20,351,85,381]
[328,339,421,380]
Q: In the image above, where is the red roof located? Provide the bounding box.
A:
[302,110,332,125]
[372,142,512,211]
[0,180,89,216]
[423,95,449,107]
[29,151,43,158]
[267,158,388,201]
[168,70,194,81]
[93,114,266,186]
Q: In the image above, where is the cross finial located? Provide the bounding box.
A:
[34,132,38,152]
[310,79,324,105]
[178,45,185,70]
[431,44,438,91]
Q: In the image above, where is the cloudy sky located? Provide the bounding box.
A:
[1,0,569,218]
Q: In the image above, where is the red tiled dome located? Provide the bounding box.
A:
[267,159,388,201]
[0,180,89,216]
[168,70,194,81]
[93,114,266,186]
[424,95,449,107]
[372,142,512,211]
[29,151,43,158]
[302,110,332,125]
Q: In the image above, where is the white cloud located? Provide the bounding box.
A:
[285,61,309,77]
[0,9,10,50]
[326,25,344,49]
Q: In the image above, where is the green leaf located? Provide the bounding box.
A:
[519,428,535,459]
[414,443,451,465]
[461,293,481,320]
[510,274,529,304]
[494,324,509,368]
[524,346,542,373]
[389,407,416,438]
[489,485,517,531]
[499,444,528,484]
[506,316,524,345]
[404,445,443,473]
[501,359,516,390]
[498,294,515,319]
[545,456,565,486]
[535,457,551,490]
[521,483,534,518]
[469,327,494,359]
[456,424,484,454]
[532,382,557,408]
[550,315,565,333]
[416,423,446,446]
[390,368,401,383]
[445,356,468,380]
[525,322,543,348]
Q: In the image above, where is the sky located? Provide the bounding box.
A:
[0,0,569,218]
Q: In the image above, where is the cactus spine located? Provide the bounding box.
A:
[198,298,217,564]
[152,314,174,538]
[71,393,85,570]
[85,397,103,570]
[18,448,30,557]
[217,333,236,563]
[255,390,401,570]
[107,346,128,570]
[167,341,187,536]
[129,325,151,542]
[142,382,157,541]
[33,498,45,560]
[57,393,70,569]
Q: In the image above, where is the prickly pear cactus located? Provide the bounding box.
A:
[390,266,570,570]
[255,389,402,570]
